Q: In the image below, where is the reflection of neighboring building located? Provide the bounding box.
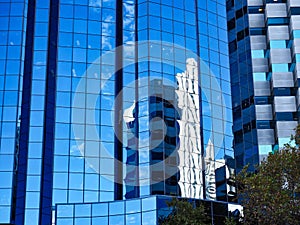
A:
[176,58,203,199]
[205,140,236,202]
[123,79,180,198]
[123,102,139,198]
[122,59,237,203]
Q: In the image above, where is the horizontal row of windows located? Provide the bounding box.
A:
[59,4,115,21]
[57,200,156,218]
[53,189,114,205]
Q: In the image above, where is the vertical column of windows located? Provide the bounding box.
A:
[289,2,300,141]
[227,0,259,173]
[97,0,116,202]
[0,0,27,223]
[23,1,49,224]
[53,0,117,208]
[199,0,235,202]
[248,2,273,163]
[122,0,139,199]
[264,2,296,151]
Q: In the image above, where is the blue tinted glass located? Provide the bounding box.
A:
[0,172,13,188]
[0,3,10,17]
[109,202,124,215]
[26,177,41,196]
[92,217,108,224]
[142,210,156,225]
[88,35,101,49]
[251,50,264,58]
[88,20,101,35]
[5,75,19,90]
[8,32,22,45]
[57,218,73,225]
[69,173,83,189]
[149,3,160,17]
[59,19,73,32]
[142,197,156,211]
[24,209,39,225]
[102,0,116,8]
[109,215,124,225]
[126,213,141,225]
[74,217,90,225]
[0,154,14,171]
[0,32,7,45]
[59,32,73,47]
[0,18,9,30]
[100,191,114,201]
[102,8,115,22]
[75,5,88,19]
[9,17,23,30]
[53,189,68,204]
[0,189,12,205]
[69,156,84,172]
[272,64,288,72]
[4,91,18,106]
[10,3,24,16]
[60,4,73,18]
[126,199,141,213]
[27,159,42,175]
[92,203,108,216]
[35,9,49,22]
[253,72,266,81]
[73,48,87,62]
[75,204,91,217]
[25,192,40,208]
[294,30,300,38]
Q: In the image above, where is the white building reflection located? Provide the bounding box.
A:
[176,58,203,199]
[122,58,235,200]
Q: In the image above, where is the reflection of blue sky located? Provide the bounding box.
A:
[89,0,101,8]
[101,95,114,110]
[126,213,140,225]
[101,80,114,95]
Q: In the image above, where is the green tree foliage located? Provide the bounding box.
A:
[236,126,300,225]
[224,217,238,225]
[158,198,210,225]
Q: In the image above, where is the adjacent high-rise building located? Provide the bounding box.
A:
[227,0,300,173]
[0,0,238,225]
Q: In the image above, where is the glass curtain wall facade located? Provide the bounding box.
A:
[0,1,27,224]
[56,195,236,225]
[0,0,237,225]
[227,0,300,173]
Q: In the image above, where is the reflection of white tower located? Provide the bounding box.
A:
[176,58,203,199]
[205,140,216,199]
[205,139,231,200]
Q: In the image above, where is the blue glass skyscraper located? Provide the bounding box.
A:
[0,0,237,224]
[227,0,300,173]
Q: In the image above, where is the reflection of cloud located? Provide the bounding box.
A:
[123,42,135,58]
[126,214,137,224]
[102,36,113,51]
[89,0,101,7]
[71,142,84,155]
[104,15,113,23]
[123,3,134,16]
[72,69,77,77]
[123,102,135,123]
